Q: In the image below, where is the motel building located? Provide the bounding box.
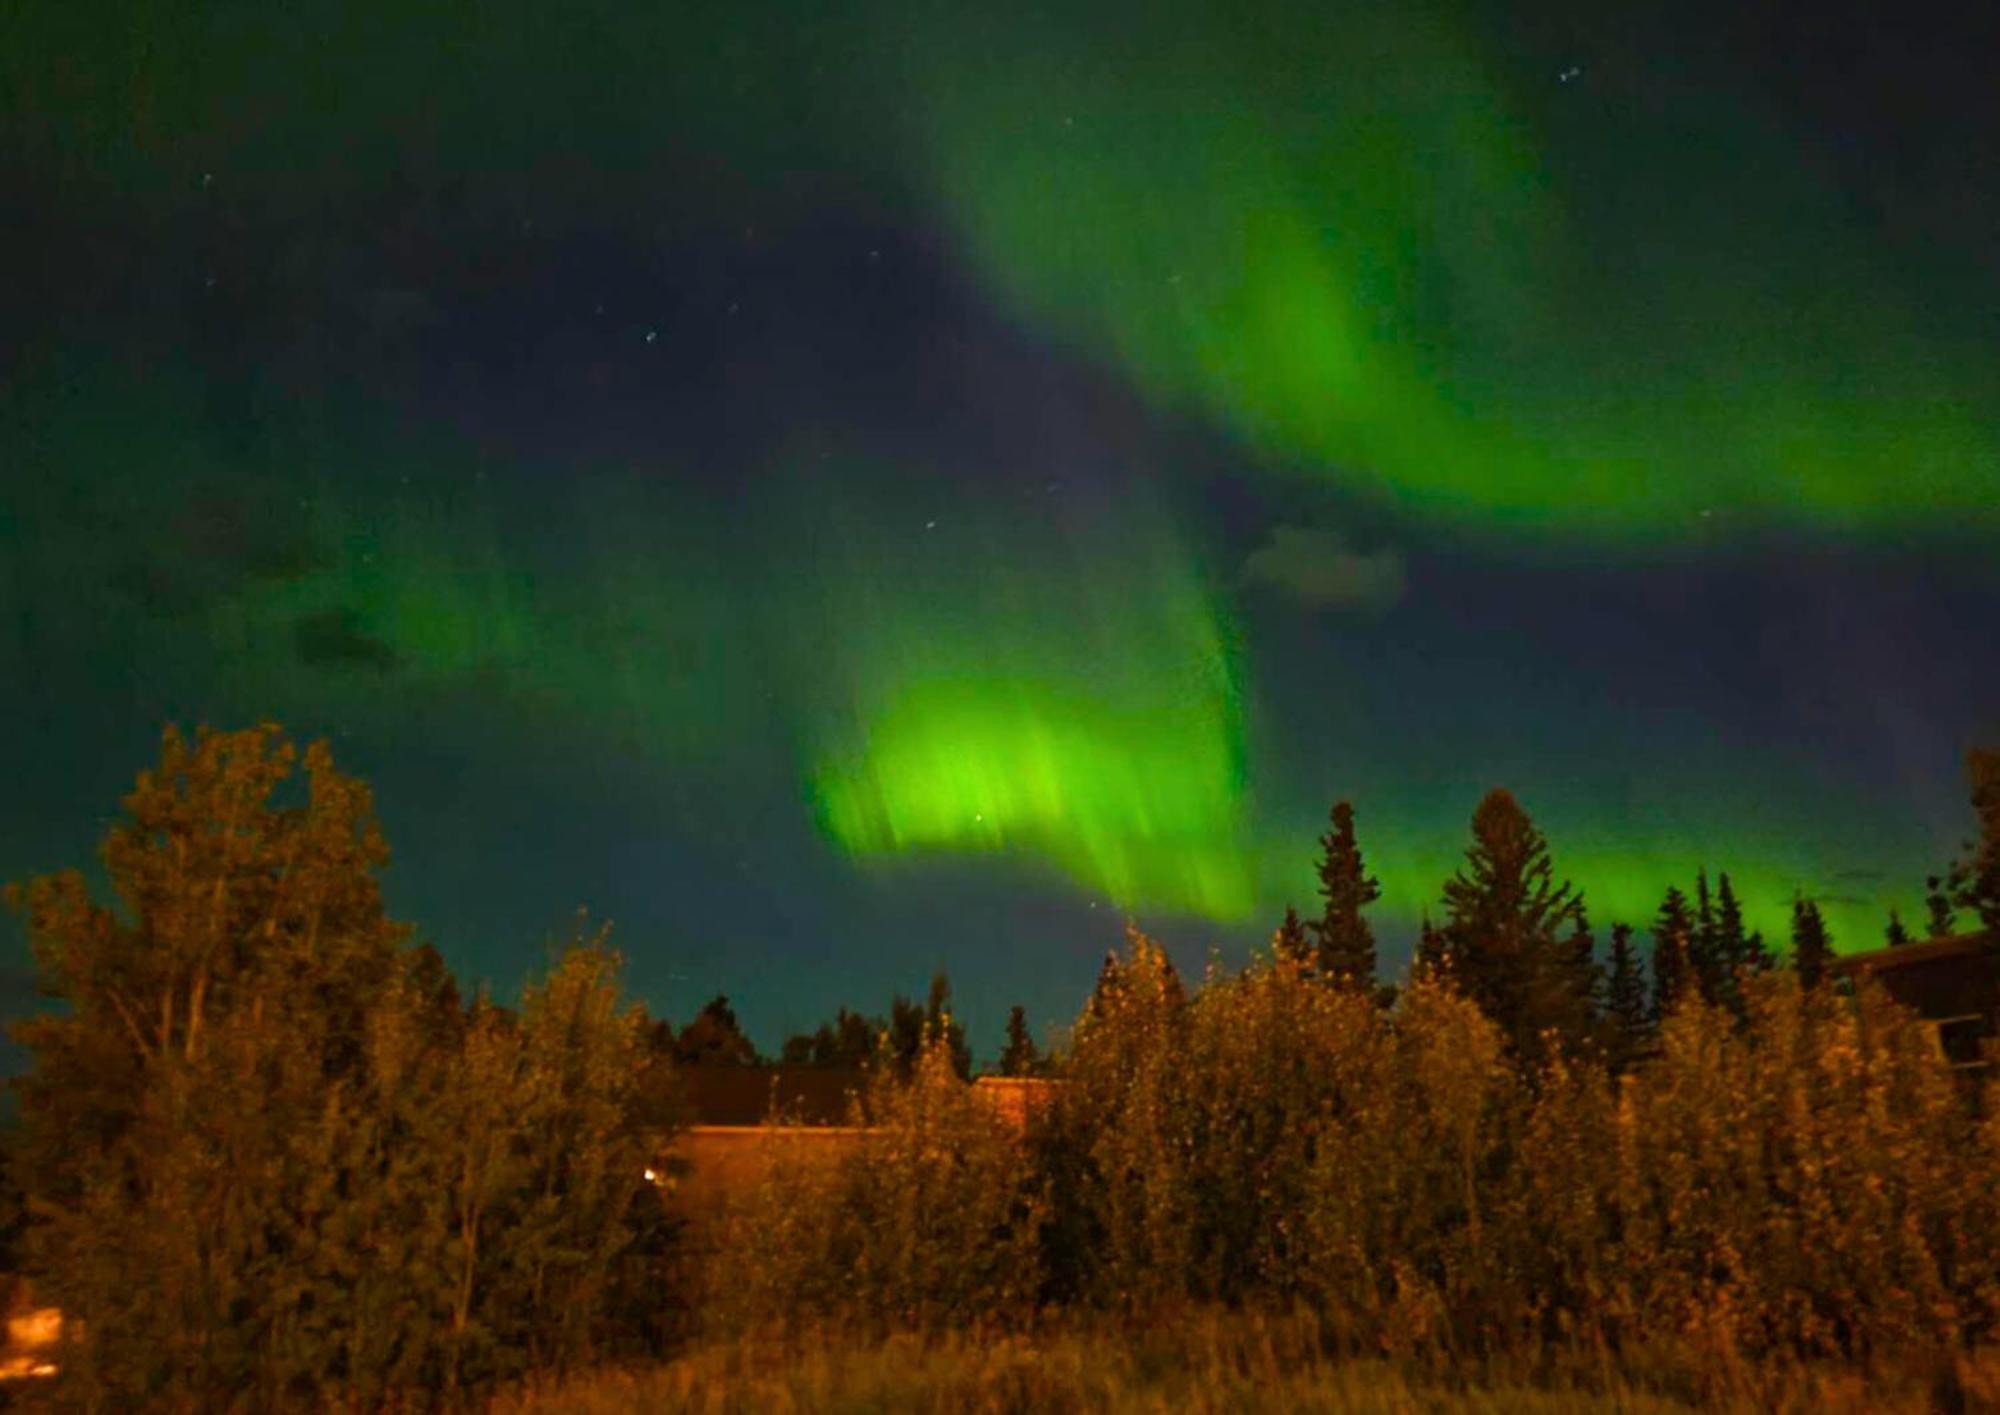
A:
[1829,929,1998,1080]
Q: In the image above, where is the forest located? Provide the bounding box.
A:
[3,723,1999,1410]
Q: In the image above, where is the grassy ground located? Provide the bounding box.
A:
[496,1314,2000,1414]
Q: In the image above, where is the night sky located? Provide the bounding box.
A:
[6,0,1998,1060]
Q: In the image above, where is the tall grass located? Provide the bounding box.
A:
[497,1311,2000,1414]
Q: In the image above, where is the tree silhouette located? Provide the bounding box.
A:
[998,1004,1043,1077]
[674,994,761,1066]
[1309,801,1380,990]
[1885,910,1913,947]
[1272,905,1312,967]
[1924,875,1958,939]
[1650,886,1695,1023]
[1436,789,1591,1060]
[1791,895,1834,989]
[1603,922,1650,1069]
[1714,871,1769,975]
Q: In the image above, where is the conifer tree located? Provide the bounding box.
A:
[1924,875,1958,938]
[1791,894,1834,989]
[1309,801,1381,990]
[1273,906,1312,967]
[1713,871,1768,974]
[1885,910,1913,947]
[1414,913,1448,979]
[1603,922,1650,1069]
[1691,868,1727,1004]
[1436,789,1590,1060]
[1650,886,1695,1023]
[998,1004,1043,1077]
[673,994,760,1066]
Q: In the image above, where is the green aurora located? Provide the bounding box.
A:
[901,0,1998,537]
[5,0,1996,1040]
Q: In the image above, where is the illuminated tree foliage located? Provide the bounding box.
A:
[1951,748,2000,932]
[3,725,669,1406]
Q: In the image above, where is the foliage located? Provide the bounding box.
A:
[671,994,761,1066]
[1435,789,1594,1063]
[1602,922,1650,1071]
[1650,886,1696,1023]
[1951,747,2000,932]
[1309,801,1380,990]
[778,973,971,1079]
[715,1030,1044,1331]
[1790,895,1834,989]
[998,1003,1044,1078]
[4,725,672,1408]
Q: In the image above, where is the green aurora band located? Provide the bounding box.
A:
[900,0,1998,536]
[6,365,1964,946]
[791,470,1257,919]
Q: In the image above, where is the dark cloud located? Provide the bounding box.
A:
[294,609,400,673]
[1241,526,1406,614]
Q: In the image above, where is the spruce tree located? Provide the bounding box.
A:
[1885,910,1913,947]
[1272,905,1312,967]
[1713,872,1765,974]
[1437,788,1590,1060]
[1692,869,1719,1002]
[1309,801,1380,990]
[998,1004,1043,1077]
[1791,894,1834,989]
[1603,922,1650,1070]
[1924,875,1958,939]
[673,994,760,1066]
[1650,886,1695,1023]
[1414,913,1448,979]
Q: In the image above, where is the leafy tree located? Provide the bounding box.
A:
[674,993,761,1066]
[1602,922,1650,1069]
[998,1003,1044,1077]
[1649,886,1696,1023]
[1309,801,1380,990]
[1949,747,2000,932]
[3,725,670,1406]
[1791,894,1835,989]
[1272,905,1312,967]
[1435,789,1592,1061]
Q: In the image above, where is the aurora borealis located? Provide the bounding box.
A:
[5,0,1997,1056]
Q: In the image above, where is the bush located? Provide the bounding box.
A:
[717,1030,1044,1332]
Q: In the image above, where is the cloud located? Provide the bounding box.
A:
[1240,525,1406,613]
[294,608,401,672]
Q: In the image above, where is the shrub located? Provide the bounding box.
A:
[718,1030,1044,1332]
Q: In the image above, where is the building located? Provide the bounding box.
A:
[1829,930,1998,1076]
[658,1066,1064,1223]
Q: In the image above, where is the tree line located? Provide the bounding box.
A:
[2,725,1996,1406]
